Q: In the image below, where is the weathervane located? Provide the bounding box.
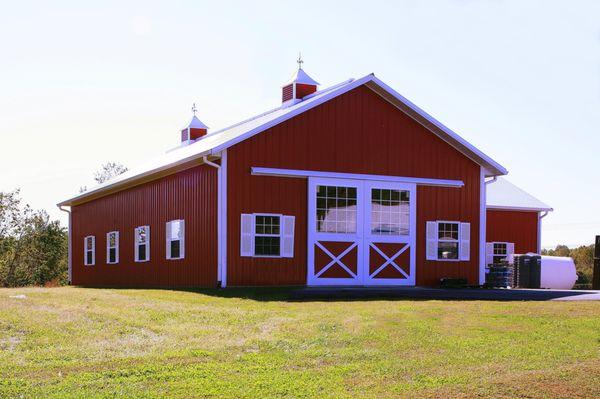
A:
[297,52,303,70]
[191,103,197,116]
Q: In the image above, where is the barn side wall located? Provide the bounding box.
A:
[71,164,218,287]
[486,209,539,254]
[226,85,482,286]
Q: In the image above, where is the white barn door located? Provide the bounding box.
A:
[307,177,415,286]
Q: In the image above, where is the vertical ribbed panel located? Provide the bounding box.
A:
[486,210,539,254]
[227,85,482,286]
[71,164,218,287]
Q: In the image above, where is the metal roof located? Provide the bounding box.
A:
[486,177,552,212]
[58,73,508,206]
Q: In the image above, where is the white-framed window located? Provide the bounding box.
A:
[166,219,185,260]
[84,235,95,266]
[134,226,150,262]
[240,213,295,258]
[426,221,470,261]
[486,242,515,265]
[106,231,119,264]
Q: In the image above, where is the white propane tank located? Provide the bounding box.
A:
[540,256,578,289]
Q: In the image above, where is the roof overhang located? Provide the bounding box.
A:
[486,205,554,213]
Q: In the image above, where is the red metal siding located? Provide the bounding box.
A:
[227,85,482,286]
[71,164,218,287]
[486,209,538,254]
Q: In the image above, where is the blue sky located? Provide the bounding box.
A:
[1,0,599,247]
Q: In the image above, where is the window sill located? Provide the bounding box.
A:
[167,257,185,261]
[134,259,150,263]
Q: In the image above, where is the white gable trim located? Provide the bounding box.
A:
[365,77,508,177]
[251,167,464,188]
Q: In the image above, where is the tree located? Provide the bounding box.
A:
[0,190,67,287]
[94,162,128,184]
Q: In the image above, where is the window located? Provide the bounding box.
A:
[166,220,185,260]
[438,222,459,260]
[370,188,410,235]
[316,185,357,233]
[134,226,150,262]
[426,221,470,261]
[84,236,95,266]
[240,214,295,258]
[493,242,507,264]
[106,231,119,264]
[486,242,515,265]
[255,215,280,256]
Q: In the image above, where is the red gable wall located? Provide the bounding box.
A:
[486,210,539,254]
[71,164,218,287]
[226,85,482,286]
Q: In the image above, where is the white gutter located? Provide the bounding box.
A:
[58,205,72,284]
[538,210,549,254]
[202,155,226,287]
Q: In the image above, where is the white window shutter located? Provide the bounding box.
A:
[116,231,119,263]
[240,214,255,257]
[106,233,110,263]
[91,236,95,265]
[180,220,185,259]
[426,221,438,260]
[507,242,515,264]
[166,222,172,259]
[146,226,150,261]
[485,242,494,266]
[134,228,139,261]
[281,215,295,258]
[460,222,470,261]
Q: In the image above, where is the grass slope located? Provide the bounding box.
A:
[1,287,599,398]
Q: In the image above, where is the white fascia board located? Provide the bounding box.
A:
[209,75,374,155]
[251,167,464,188]
[486,205,554,212]
[367,76,508,177]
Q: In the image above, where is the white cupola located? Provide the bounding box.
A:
[181,104,209,145]
[282,55,320,106]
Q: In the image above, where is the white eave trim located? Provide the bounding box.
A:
[486,205,554,212]
[251,167,464,188]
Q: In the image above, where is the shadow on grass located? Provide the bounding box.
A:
[74,285,600,302]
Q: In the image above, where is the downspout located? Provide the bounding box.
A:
[538,211,549,254]
[479,174,498,285]
[58,205,72,284]
[202,156,223,287]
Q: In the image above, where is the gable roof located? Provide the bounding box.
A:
[486,177,552,212]
[58,73,508,207]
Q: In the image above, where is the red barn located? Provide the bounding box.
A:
[58,66,549,288]
[485,177,552,264]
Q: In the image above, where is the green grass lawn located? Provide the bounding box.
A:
[1,287,599,398]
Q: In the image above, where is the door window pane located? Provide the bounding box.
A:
[316,185,357,233]
[370,188,410,235]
